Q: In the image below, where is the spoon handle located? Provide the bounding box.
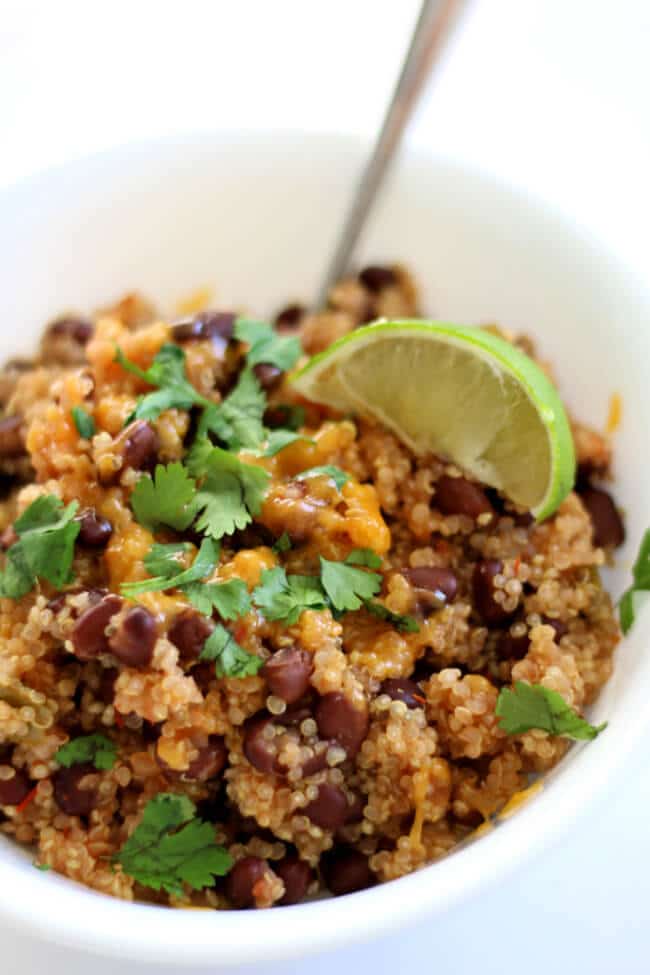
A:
[316,0,468,308]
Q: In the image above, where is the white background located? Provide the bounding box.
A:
[1,1,649,971]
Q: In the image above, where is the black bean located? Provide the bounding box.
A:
[315,693,368,758]
[380,678,424,709]
[579,486,625,548]
[252,363,283,390]
[76,509,113,548]
[262,646,312,704]
[322,848,375,896]
[0,766,33,806]
[156,735,227,782]
[122,421,159,471]
[71,594,123,660]
[243,713,281,775]
[402,566,458,606]
[53,763,97,816]
[108,606,157,667]
[226,856,267,909]
[172,311,235,345]
[304,783,350,831]
[472,559,514,626]
[47,317,94,344]
[0,415,25,457]
[275,854,312,905]
[274,304,305,332]
[496,628,530,660]
[358,266,397,292]
[544,617,568,641]
[435,476,495,520]
[299,744,329,778]
[168,610,214,663]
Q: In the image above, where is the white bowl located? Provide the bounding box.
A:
[0,131,648,971]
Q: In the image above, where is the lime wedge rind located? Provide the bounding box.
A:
[291,319,576,520]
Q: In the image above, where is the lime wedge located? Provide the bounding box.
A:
[291,320,575,519]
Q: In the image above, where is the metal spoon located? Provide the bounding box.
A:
[316,0,468,308]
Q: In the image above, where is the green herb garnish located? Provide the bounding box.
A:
[71,406,95,439]
[183,578,251,620]
[131,463,199,533]
[346,548,382,569]
[252,566,327,625]
[114,793,232,896]
[121,538,219,598]
[200,624,262,678]
[319,556,382,612]
[115,344,210,423]
[495,681,606,740]
[234,317,302,371]
[272,532,292,554]
[364,601,419,633]
[295,465,349,492]
[55,733,117,770]
[619,529,650,634]
[186,440,270,540]
[258,429,310,457]
[198,367,266,450]
[0,496,80,599]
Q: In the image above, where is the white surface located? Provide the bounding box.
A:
[0,1,649,972]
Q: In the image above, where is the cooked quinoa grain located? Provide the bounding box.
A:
[0,267,622,908]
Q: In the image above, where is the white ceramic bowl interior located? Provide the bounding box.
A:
[0,131,648,969]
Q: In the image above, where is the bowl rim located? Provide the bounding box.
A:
[0,127,648,967]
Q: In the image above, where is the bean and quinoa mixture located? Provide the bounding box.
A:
[0,265,625,908]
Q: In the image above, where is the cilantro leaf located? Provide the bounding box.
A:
[71,406,95,439]
[319,557,382,613]
[115,344,209,422]
[55,733,117,771]
[259,429,310,457]
[234,317,302,371]
[364,600,420,633]
[131,463,198,533]
[295,465,349,492]
[272,532,292,554]
[200,624,262,678]
[183,578,251,620]
[186,441,270,540]
[495,681,607,740]
[142,542,194,577]
[114,793,232,896]
[0,496,80,599]
[121,538,219,598]
[198,367,266,450]
[252,566,327,625]
[618,528,650,634]
[346,548,382,569]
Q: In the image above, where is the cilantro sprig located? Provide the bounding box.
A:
[619,529,650,634]
[295,465,349,492]
[496,682,606,740]
[319,556,382,612]
[114,793,232,896]
[131,463,200,533]
[198,367,266,450]
[200,624,262,678]
[234,318,302,371]
[55,733,117,771]
[71,406,95,439]
[115,344,212,423]
[252,566,328,625]
[186,440,270,540]
[121,538,219,598]
[0,496,80,599]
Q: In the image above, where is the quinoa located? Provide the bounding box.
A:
[0,265,623,908]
